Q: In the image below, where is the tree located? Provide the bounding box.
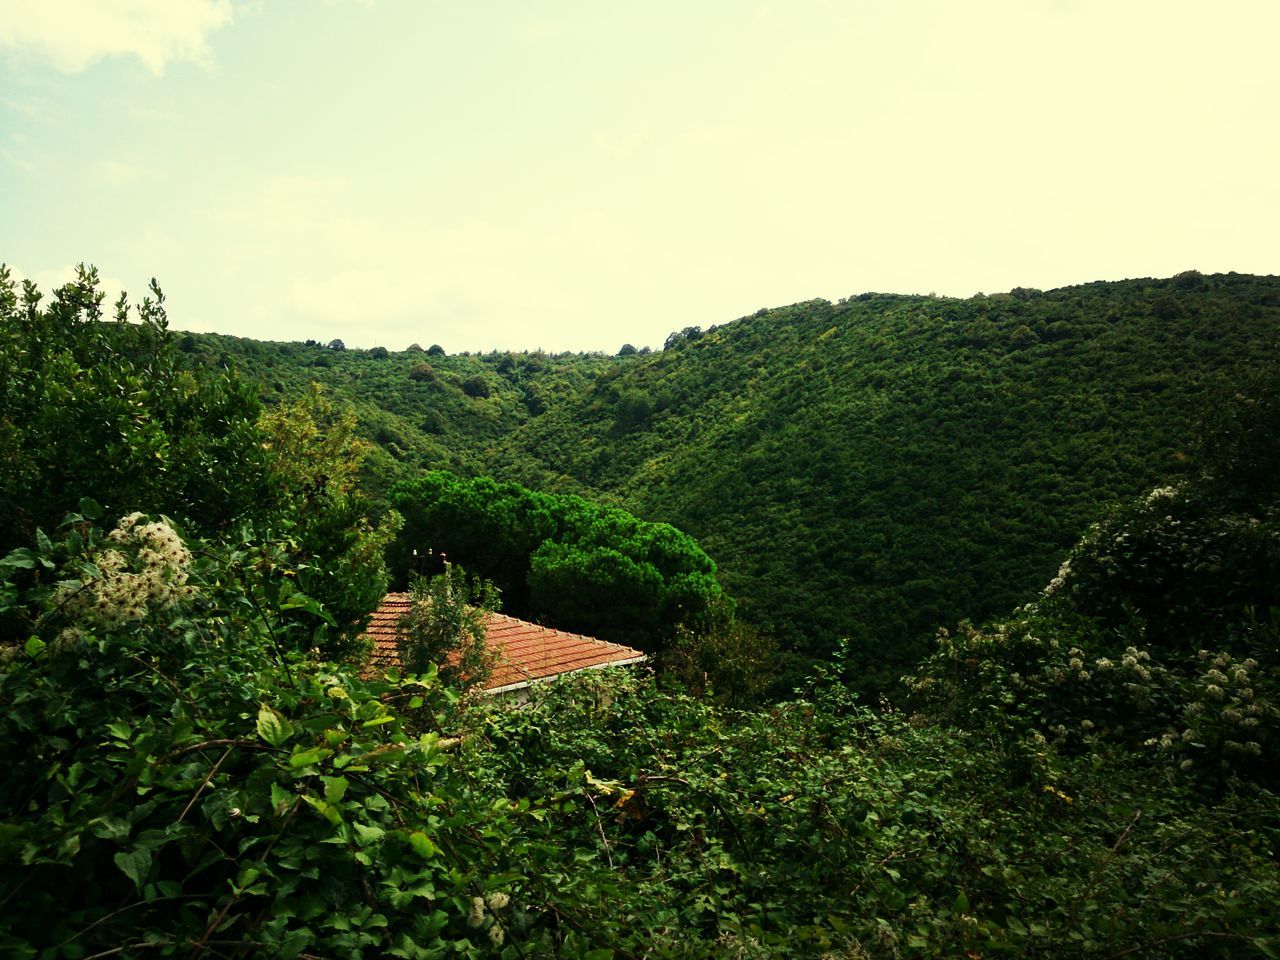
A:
[618,343,638,356]
[327,338,346,351]
[396,564,500,690]
[257,383,401,658]
[461,375,491,399]
[0,263,274,551]
[427,343,446,356]
[389,471,726,652]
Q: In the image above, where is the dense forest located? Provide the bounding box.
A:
[193,270,1280,691]
[1,265,1277,957]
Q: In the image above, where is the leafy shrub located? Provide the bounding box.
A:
[397,564,500,690]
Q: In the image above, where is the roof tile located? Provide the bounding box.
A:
[363,593,646,691]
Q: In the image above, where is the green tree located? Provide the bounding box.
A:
[0,264,274,552]
[257,383,401,658]
[397,564,500,690]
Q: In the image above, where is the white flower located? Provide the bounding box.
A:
[486,892,510,911]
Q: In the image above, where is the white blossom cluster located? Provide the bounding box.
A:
[1150,652,1271,770]
[465,892,511,947]
[1144,485,1180,505]
[51,512,194,640]
[1043,559,1072,597]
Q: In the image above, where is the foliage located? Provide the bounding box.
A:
[257,384,402,658]
[470,668,1280,957]
[659,601,780,707]
[389,471,726,652]
[0,514,538,958]
[910,396,1280,788]
[0,264,274,552]
[190,273,1280,693]
[470,274,1280,689]
[397,565,500,691]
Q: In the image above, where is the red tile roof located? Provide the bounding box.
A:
[363,593,647,693]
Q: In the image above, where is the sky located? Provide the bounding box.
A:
[1,1,1277,353]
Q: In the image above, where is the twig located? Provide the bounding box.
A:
[583,792,614,869]
[178,746,235,823]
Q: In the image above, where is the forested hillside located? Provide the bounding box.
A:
[199,271,1280,689]
[3,266,1278,957]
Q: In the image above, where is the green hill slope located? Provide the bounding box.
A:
[479,272,1280,683]
[192,271,1280,688]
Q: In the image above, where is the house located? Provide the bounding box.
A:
[363,592,647,696]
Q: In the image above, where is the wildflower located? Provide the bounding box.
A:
[1206,669,1228,684]
[488,924,505,947]
[1094,657,1113,671]
[1068,657,1084,671]
[486,892,510,911]
[1181,728,1195,742]
[1080,719,1095,731]
[1205,684,1225,701]
[1245,741,1262,757]
[1233,668,1249,684]
[467,897,486,928]
[1180,759,1194,770]
[1242,658,1259,672]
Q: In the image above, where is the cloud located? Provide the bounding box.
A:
[0,0,234,75]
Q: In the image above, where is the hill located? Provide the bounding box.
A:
[192,271,1280,688]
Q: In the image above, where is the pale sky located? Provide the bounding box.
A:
[2,1,1277,352]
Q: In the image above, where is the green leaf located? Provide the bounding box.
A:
[352,822,385,846]
[114,848,152,891]
[23,636,45,658]
[106,721,132,742]
[301,794,341,826]
[270,782,293,814]
[256,704,295,748]
[289,745,332,769]
[953,890,969,914]
[78,497,103,520]
[322,776,349,803]
[408,831,439,859]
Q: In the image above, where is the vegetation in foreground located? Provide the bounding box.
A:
[0,267,1276,957]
